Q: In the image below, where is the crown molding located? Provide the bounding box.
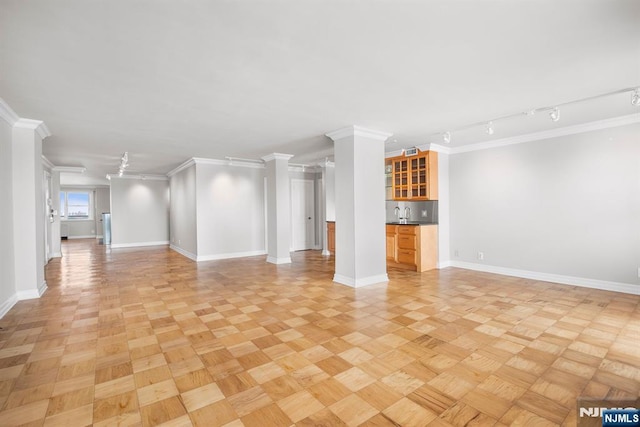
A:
[167,158,196,177]
[261,153,294,162]
[14,118,51,140]
[53,166,86,174]
[0,98,19,126]
[42,155,55,170]
[196,157,265,169]
[288,165,320,173]
[326,125,392,142]
[450,113,640,154]
[107,174,168,181]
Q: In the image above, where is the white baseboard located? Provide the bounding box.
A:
[333,273,389,288]
[110,241,169,249]
[449,261,640,295]
[438,260,452,269]
[16,280,47,300]
[170,244,197,261]
[321,249,331,256]
[95,235,103,239]
[0,294,18,319]
[199,250,267,262]
[266,255,292,265]
[68,235,96,239]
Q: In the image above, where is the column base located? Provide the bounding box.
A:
[333,273,388,288]
[266,256,292,265]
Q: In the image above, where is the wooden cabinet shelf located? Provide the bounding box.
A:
[386,224,438,272]
[385,150,438,201]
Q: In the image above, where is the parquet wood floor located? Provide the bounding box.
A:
[0,239,638,426]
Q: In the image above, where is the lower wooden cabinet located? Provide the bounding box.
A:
[327,221,335,253]
[386,224,437,272]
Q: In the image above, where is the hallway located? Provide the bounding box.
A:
[0,240,638,426]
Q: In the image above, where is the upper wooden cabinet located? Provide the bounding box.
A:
[385,150,438,201]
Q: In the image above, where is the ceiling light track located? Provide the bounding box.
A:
[437,86,639,144]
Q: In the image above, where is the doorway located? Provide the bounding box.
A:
[291,179,315,251]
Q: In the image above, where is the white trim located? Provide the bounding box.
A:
[437,260,453,269]
[38,281,48,296]
[170,244,197,261]
[262,153,294,162]
[0,294,18,319]
[266,256,292,264]
[42,155,55,170]
[53,166,86,174]
[0,97,19,125]
[68,235,97,239]
[449,261,640,295]
[321,249,331,256]
[288,165,320,173]
[107,174,168,181]
[333,273,389,288]
[450,113,640,154]
[14,118,51,139]
[326,125,393,142]
[195,157,265,169]
[110,241,169,249]
[423,143,451,155]
[167,158,196,177]
[50,252,62,258]
[198,250,267,262]
[17,282,47,300]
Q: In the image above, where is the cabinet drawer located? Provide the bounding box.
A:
[397,249,416,265]
[398,226,417,235]
[386,225,397,234]
[397,234,416,250]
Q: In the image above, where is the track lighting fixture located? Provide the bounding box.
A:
[485,122,494,135]
[632,88,640,106]
[425,86,636,144]
[118,152,129,177]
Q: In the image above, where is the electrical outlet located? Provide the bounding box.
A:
[178,239,181,245]
[478,252,484,260]
[421,210,427,217]
[91,229,95,233]
[454,249,459,257]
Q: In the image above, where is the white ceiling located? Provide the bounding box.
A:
[1,0,639,185]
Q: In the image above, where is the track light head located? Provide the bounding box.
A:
[632,88,640,106]
[443,132,451,144]
[549,107,560,122]
[486,122,494,135]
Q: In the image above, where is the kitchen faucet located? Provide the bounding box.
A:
[394,206,400,221]
[404,206,411,222]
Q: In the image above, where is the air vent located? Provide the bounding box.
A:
[404,147,418,156]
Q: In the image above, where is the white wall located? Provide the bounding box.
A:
[110,178,170,247]
[196,163,265,260]
[169,164,198,258]
[449,123,640,291]
[0,118,16,317]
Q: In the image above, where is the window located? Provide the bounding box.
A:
[60,191,92,219]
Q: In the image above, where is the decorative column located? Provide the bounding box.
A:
[326,126,391,287]
[262,153,294,264]
[12,119,51,299]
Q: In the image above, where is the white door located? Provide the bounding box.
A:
[291,179,315,251]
